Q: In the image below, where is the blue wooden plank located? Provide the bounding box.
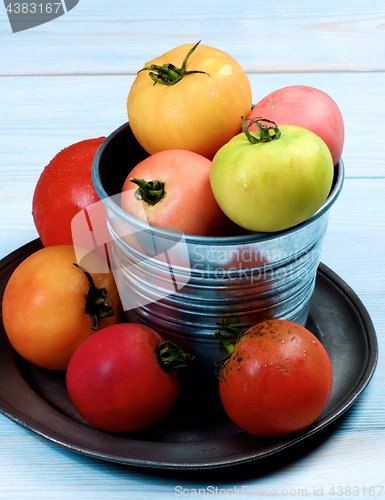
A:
[1,2,385,74]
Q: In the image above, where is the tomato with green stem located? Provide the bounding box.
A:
[215,320,333,437]
[127,41,252,160]
[66,323,195,433]
[2,245,120,370]
[121,148,234,236]
[210,117,334,232]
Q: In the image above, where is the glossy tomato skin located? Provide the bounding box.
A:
[127,43,252,160]
[248,86,344,166]
[32,137,106,247]
[210,125,334,232]
[219,320,333,438]
[121,149,234,236]
[2,245,120,370]
[66,323,179,433]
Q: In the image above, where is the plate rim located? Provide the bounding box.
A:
[0,239,379,470]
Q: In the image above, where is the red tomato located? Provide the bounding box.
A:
[2,245,120,370]
[32,137,107,247]
[66,323,188,433]
[247,85,344,166]
[121,149,234,236]
[216,320,333,437]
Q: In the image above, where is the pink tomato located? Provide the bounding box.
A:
[247,85,344,166]
[121,149,234,236]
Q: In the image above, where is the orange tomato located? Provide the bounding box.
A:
[2,245,120,370]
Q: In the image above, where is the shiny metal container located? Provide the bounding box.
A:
[92,122,344,395]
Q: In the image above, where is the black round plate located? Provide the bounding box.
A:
[0,239,378,470]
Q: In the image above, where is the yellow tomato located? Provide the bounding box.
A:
[127,41,252,160]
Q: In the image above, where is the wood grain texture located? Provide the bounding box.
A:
[0,0,384,497]
[1,2,385,74]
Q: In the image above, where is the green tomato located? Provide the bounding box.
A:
[210,122,334,232]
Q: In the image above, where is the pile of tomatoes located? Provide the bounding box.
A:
[1,40,340,437]
[123,40,344,235]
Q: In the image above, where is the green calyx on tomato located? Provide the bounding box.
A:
[130,177,165,205]
[127,42,252,159]
[241,116,281,144]
[214,321,244,380]
[138,40,209,86]
[156,340,196,374]
[73,264,114,330]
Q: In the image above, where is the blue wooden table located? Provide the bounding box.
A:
[0,1,384,498]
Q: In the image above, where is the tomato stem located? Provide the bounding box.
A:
[130,178,165,205]
[214,321,243,380]
[241,116,281,144]
[156,340,195,377]
[73,264,114,330]
[138,41,210,86]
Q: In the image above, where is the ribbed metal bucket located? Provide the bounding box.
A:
[92,122,344,395]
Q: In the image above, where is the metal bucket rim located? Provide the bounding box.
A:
[92,121,345,246]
